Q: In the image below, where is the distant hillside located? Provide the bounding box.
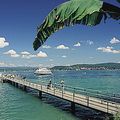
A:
[51,63,120,70]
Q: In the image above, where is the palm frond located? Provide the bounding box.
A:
[117,0,120,3]
[33,0,120,50]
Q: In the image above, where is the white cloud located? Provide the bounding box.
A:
[87,40,94,45]
[0,62,7,67]
[62,55,67,58]
[4,50,48,59]
[89,57,94,59]
[37,51,48,58]
[4,49,16,55]
[29,54,36,58]
[22,54,36,59]
[110,37,120,44]
[71,48,75,51]
[97,46,120,54]
[0,37,9,48]
[11,54,20,58]
[65,64,70,66]
[9,63,16,67]
[3,49,20,57]
[21,51,36,59]
[56,45,69,49]
[42,45,51,49]
[0,61,16,67]
[49,59,53,61]
[74,42,81,47]
[21,51,31,55]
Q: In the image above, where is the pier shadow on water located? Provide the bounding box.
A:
[26,88,113,120]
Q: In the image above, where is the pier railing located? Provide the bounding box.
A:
[1,75,120,115]
[37,80,120,103]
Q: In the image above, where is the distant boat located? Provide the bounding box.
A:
[34,68,52,75]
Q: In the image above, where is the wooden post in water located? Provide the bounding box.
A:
[23,85,27,91]
[2,79,4,83]
[39,91,42,99]
[12,81,15,86]
[9,80,12,85]
[16,83,18,88]
[7,80,10,84]
[11,81,13,85]
[0,79,3,83]
[71,102,75,113]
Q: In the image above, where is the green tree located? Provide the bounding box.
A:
[33,0,120,50]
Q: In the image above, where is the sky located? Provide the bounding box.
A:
[0,0,120,67]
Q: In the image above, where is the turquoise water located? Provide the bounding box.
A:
[0,84,78,120]
[0,67,120,120]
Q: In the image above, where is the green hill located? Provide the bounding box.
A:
[51,63,120,70]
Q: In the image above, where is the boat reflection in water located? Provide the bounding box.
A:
[34,68,52,75]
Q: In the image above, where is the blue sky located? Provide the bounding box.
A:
[0,0,120,67]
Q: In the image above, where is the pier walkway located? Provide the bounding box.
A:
[1,75,120,115]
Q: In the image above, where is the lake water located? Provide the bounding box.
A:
[0,67,120,120]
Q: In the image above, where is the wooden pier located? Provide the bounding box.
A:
[1,75,120,115]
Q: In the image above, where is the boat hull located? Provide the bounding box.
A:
[34,72,52,75]
[34,68,52,75]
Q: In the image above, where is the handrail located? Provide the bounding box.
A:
[3,76,120,99]
[37,81,120,102]
[37,80,120,98]
[2,75,120,103]
[2,75,120,114]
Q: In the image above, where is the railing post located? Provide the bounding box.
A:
[107,102,109,113]
[73,88,75,102]
[84,89,86,95]
[47,85,48,93]
[54,86,55,95]
[113,94,115,102]
[41,85,42,91]
[87,96,89,106]
[62,90,63,98]
[97,91,100,98]
[37,84,39,89]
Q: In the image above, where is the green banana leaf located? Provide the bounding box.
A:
[117,0,120,3]
[33,0,120,50]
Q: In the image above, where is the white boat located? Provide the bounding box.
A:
[34,68,52,75]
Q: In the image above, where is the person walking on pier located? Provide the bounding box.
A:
[60,80,64,92]
[47,79,52,89]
